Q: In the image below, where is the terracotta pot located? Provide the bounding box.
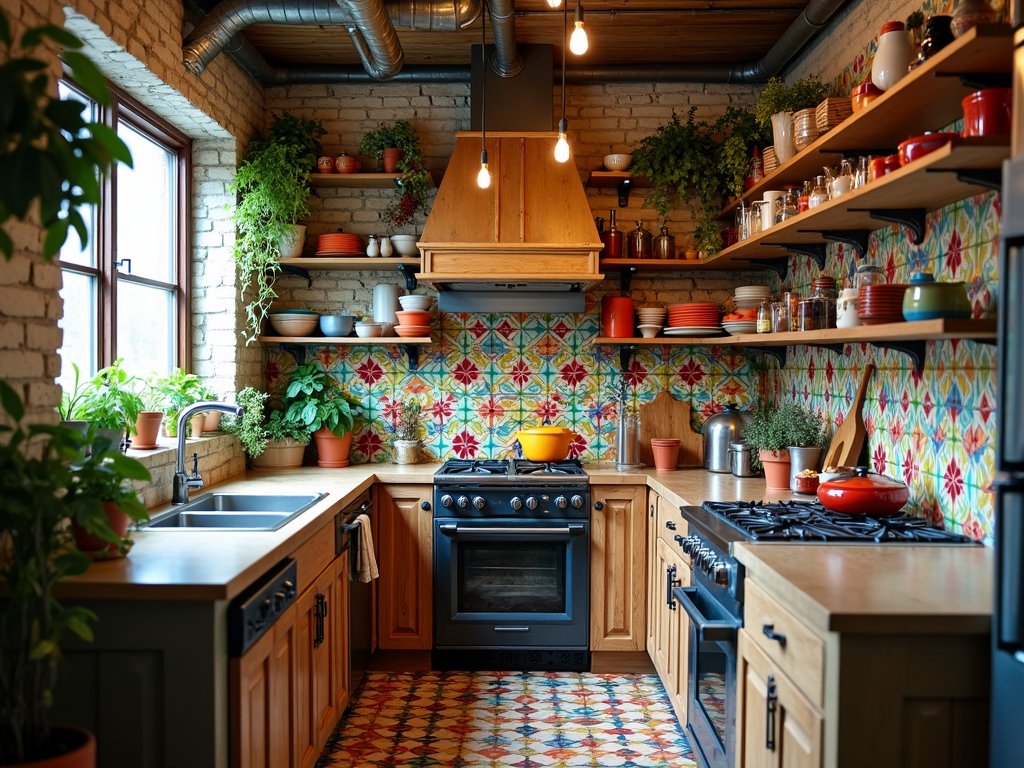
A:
[203,411,223,433]
[313,427,353,468]
[334,152,360,173]
[317,156,335,173]
[251,438,306,469]
[817,467,910,516]
[381,147,404,173]
[759,448,792,490]
[133,411,163,449]
[190,413,206,438]
[651,440,680,471]
[17,726,96,767]
[72,501,131,559]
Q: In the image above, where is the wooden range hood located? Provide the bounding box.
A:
[417,132,603,291]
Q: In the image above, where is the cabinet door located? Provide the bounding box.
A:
[312,564,339,747]
[736,629,823,768]
[230,603,296,768]
[332,550,351,717]
[590,485,647,651]
[294,583,318,768]
[377,484,434,650]
[666,547,691,724]
[646,490,660,660]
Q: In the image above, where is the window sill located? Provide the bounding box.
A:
[126,433,239,471]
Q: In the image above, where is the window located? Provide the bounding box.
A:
[56,82,191,391]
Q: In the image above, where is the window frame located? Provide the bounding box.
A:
[58,79,192,375]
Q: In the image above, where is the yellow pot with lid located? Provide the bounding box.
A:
[517,426,573,461]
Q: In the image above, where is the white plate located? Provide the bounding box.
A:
[663,327,724,337]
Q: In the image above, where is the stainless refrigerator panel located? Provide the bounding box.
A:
[1014,29,1024,154]
[999,159,1024,468]
[997,484,1024,647]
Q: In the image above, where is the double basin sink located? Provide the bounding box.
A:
[144,493,325,531]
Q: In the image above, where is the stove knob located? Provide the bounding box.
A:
[441,494,454,509]
[283,580,295,598]
[457,495,470,509]
[702,555,718,575]
[694,548,711,568]
[554,496,568,509]
[570,495,584,509]
[510,496,523,511]
[712,562,730,587]
[274,590,286,611]
[681,536,699,555]
[525,497,539,510]
[472,496,486,510]
[261,597,272,617]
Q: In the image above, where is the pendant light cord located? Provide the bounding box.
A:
[481,3,486,149]
[560,0,567,126]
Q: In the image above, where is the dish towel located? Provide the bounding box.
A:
[355,513,379,583]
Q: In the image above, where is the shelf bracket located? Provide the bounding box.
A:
[806,342,847,358]
[871,339,926,372]
[935,72,1013,91]
[279,342,308,365]
[770,243,827,270]
[816,230,870,259]
[826,147,898,158]
[866,208,926,245]
[401,344,420,371]
[927,167,1003,192]
[619,344,638,373]
[755,346,787,367]
[738,256,790,281]
[616,177,635,207]
[619,265,638,294]
[397,263,418,291]
[280,263,313,288]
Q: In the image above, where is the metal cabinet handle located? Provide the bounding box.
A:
[421,501,431,511]
[766,674,777,751]
[665,564,680,609]
[594,501,603,510]
[763,623,787,648]
[314,593,327,648]
[665,520,677,530]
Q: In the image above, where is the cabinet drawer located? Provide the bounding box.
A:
[744,580,825,708]
[657,495,687,549]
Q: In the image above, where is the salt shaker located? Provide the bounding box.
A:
[366,234,380,257]
[379,235,394,258]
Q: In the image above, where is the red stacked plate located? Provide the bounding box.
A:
[667,302,720,328]
[858,284,908,325]
[316,232,365,256]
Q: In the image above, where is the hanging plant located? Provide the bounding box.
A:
[359,120,431,231]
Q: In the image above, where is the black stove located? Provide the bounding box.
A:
[434,458,588,487]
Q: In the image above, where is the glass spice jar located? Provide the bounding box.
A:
[798,298,820,331]
[798,180,812,212]
[771,300,789,333]
[808,175,830,209]
[756,298,772,333]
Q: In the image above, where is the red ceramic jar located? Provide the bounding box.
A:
[816,467,910,515]
[962,88,1012,137]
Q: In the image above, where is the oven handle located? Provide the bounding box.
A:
[438,523,585,536]
[673,585,741,642]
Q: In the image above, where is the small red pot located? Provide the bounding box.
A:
[962,88,1012,137]
[601,296,635,338]
[816,467,910,516]
[897,132,959,166]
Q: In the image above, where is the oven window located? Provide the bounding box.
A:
[696,639,729,748]
[457,542,567,613]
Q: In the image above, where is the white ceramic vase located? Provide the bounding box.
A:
[771,112,796,165]
[380,236,394,258]
[871,24,914,91]
[276,224,306,259]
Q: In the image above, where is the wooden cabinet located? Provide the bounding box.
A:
[331,551,352,717]
[590,485,647,651]
[645,490,659,658]
[376,484,434,650]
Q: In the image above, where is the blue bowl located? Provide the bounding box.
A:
[902,309,972,322]
[319,315,355,336]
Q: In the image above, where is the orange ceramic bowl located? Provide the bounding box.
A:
[517,427,573,461]
[394,325,432,338]
[898,132,959,166]
[395,310,432,326]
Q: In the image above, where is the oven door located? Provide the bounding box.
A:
[674,584,741,768]
[434,517,589,648]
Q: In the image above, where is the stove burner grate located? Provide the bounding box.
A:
[514,459,586,476]
[440,459,509,475]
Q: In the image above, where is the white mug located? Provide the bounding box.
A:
[373,283,400,332]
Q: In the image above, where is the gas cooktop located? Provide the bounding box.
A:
[694,500,977,544]
[434,458,588,486]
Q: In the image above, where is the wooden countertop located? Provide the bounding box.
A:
[585,463,802,507]
[734,542,993,636]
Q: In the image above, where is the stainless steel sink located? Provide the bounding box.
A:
[144,493,325,531]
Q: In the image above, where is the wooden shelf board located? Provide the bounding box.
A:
[257,336,433,345]
[309,172,435,189]
[278,257,420,270]
[586,170,652,189]
[720,25,1012,220]
[708,138,1009,267]
[594,318,996,347]
[599,258,750,272]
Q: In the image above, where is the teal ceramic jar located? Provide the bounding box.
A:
[902,272,972,320]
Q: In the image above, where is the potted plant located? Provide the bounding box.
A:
[742,404,823,490]
[753,76,828,164]
[223,387,311,468]
[58,362,91,435]
[359,120,432,231]
[199,385,225,433]
[0,380,150,765]
[75,359,145,451]
[0,9,132,261]
[132,378,166,450]
[283,361,361,468]
[150,368,205,438]
[231,112,325,343]
[389,398,423,464]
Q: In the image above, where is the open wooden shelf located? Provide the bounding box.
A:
[278,256,419,271]
[586,170,652,189]
[309,172,435,189]
[707,136,1009,268]
[257,335,433,344]
[601,257,757,273]
[719,24,1012,221]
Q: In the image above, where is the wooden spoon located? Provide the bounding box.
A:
[821,363,875,471]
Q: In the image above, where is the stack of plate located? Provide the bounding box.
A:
[734,285,772,310]
[858,284,908,325]
[636,306,667,338]
[665,302,721,337]
[316,232,364,256]
[722,320,757,335]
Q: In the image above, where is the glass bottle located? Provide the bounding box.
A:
[735,201,750,241]
[780,187,800,222]
[605,210,623,258]
[798,180,812,212]
[595,216,606,257]
[808,176,830,209]
[628,220,653,260]
[811,282,836,328]
[756,298,772,333]
[653,226,675,260]
[745,146,763,191]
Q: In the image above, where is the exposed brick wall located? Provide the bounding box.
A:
[128,435,245,508]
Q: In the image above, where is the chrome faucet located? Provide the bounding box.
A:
[172,401,244,505]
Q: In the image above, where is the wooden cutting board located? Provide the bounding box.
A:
[638,391,704,468]
[821,363,875,470]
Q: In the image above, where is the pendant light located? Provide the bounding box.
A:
[546,0,562,7]
[554,0,570,163]
[569,1,588,55]
[477,4,491,188]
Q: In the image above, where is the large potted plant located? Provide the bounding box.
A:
[149,368,205,438]
[74,360,144,451]
[0,380,150,765]
[231,112,325,344]
[283,361,360,468]
[223,387,310,468]
[742,404,823,490]
[359,120,431,231]
[753,76,828,164]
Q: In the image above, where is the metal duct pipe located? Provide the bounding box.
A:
[483,0,523,77]
[337,0,404,79]
[183,0,480,77]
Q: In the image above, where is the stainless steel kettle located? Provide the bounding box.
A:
[703,405,752,473]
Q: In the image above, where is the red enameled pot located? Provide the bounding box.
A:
[816,467,910,516]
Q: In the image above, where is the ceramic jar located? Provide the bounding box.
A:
[951,0,998,37]
[335,152,360,173]
[771,111,796,164]
[366,233,381,257]
[317,156,335,173]
[379,235,394,257]
[902,272,972,320]
[837,288,861,328]
[912,16,955,69]
[871,21,914,91]
[962,88,1013,137]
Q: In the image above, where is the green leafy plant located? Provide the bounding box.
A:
[0,380,150,764]
[359,120,431,230]
[390,398,423,442]
[222,386,310,457]
[231,112,325,344]
[149,368,205,436]
[58,362,88,421]
[75,359,144,436]
[742,404,823,468]
[283,360,360,437]
[754,76,829,129]
[0,8,132,259]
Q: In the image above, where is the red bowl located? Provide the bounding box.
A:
[817,468,910,515]
[395,310,432,326]
[898,133,959,166]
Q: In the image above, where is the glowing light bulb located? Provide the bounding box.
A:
[477,163,491,188]
[546,0,562,7]
[554,133,570,163]
[569,21,588,55]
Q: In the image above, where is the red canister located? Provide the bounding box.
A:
[962,88,1012,137]
[602,296,635,338]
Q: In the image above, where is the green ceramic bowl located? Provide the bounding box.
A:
[902,272,971,321]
